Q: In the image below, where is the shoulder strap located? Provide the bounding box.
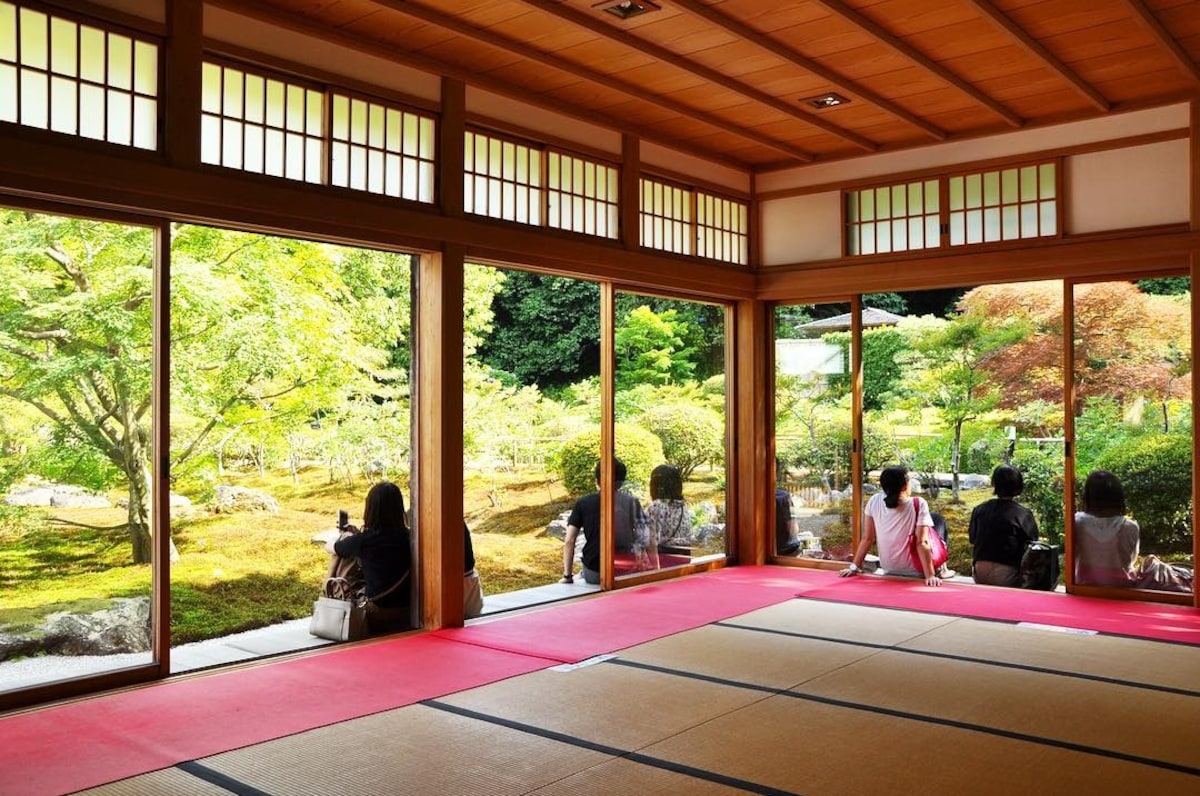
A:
[911,497,921,534]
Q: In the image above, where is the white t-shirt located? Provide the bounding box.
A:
[864,492,933,577]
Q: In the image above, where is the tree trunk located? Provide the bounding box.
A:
[951,420,963,502]
[123,428,179,564]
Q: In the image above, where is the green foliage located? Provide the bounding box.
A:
[475,270,600,388]
[1012,447,1066,546]
[28,427,122,492]
[1073,397,1140,473]
[554,424,664,495]
[615,305,697,390]
[638,404,724,478]
[1094,433,1193,551]
[618,294,724,381]
[826,327,910,410]
[1137,277,1190,296]
[863,292,909,315]
[774,305,813,338]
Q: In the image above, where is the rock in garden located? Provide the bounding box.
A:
[544,511,572,540]
[40,598,151,656]
[211,485,280,514]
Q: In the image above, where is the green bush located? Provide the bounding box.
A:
[1011,447,1066,546]
[554,424,664,495]
[639,404,723,479]
[1094,433,1192,551]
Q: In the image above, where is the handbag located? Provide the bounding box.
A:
[907,496,949,574]
[1019,541,1060,590]
[310,576,368,641]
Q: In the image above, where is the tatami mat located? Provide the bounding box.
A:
[33,577,1200,795]
[634,693,1199,795]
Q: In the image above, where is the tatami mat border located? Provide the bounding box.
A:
[176,762,272,796]
[423,700,799,796]
[604,659,1200,778]
[714,620,1200,698]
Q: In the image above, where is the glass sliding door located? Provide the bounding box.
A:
[0,206,157,695]
[463,264,601,606]
[773,302,855,561]
[168,226,414,671]
[1070,277,1192,599]
[614,291,728,581]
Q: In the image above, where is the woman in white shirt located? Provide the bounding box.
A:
[1073,470,1139,587]
[841,465,948,586]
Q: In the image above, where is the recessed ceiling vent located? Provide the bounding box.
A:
[801,93,850,110]
[593,1,661,20]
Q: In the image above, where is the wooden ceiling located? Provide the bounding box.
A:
[216,0,1200,172]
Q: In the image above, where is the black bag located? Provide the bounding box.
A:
[1019,541,1060,590]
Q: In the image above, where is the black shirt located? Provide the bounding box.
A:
[567,490,645,572]
[968,498,1039,568]
[334,527,412,608]
[775,488,792,549]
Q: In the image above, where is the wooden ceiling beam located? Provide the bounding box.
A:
[514,0,877,152]
[964,0,1110,112]
[370,0,815,163]
[809,0,1022,128]
[669,0,947,141]
[204,0,763,170]
[1118,0,1200,86]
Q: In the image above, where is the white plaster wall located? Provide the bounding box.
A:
[1066,139,1189,234]
[760,192,841,266]
[640,141,751,194]
[466,87,621,156]
[204,6,442,103]
[758,104,1190,194]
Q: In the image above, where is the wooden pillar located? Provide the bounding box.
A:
[1191,96,1199,607]
[600,282,615,588]
[621,134,640,251]
[1062,279,1077,592]
[850,294,863,547]
[735,298,769,565]
[439,78,466,219]
[415,246,465,628]
[152,221,172,673]
[164,0,202,168]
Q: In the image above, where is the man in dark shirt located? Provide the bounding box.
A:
[561,458,645,584]
[776,487,802,555]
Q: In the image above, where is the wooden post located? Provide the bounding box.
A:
[735,298,769,565]
[1191,96,1199,608]
[152,220,172,673]
[621,134,640,251]
[165,0,202,167]
[415,246,465,628]
[600,281,615,588]
[439,78,466,219]
[1062,279,1076,592]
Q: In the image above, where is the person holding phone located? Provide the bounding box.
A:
[327,481,412,633]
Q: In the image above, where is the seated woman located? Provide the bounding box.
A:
[969,465,1039,587]
[329,481,413,633]
[647,464,690,551]
[841,465,952,586]
[1074,470,1191,592]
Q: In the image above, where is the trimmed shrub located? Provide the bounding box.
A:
[555,424,664,496]
[639,404,723,479]
[1094,433,1192,551]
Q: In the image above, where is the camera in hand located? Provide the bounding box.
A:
[337,509,349,530]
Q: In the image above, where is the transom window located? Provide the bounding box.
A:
[330,92,435,203]
[547,151,618,239]
[846,179,939,256]
[641,178,749,265]
[640,178,693,257]
[845,161,1060,256]
[697,190,748,265]
[949,163,1057,245]
[0,1,158,149]
[201,61,323,183]
[464,129,543,225]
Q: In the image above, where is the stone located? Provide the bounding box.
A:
[544,511,572,540]
[5,480,110,508]
[694,523,725,543]
[211,485,280,514]
[12,598,153,659]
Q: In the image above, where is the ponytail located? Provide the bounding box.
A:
[879,466,909,509]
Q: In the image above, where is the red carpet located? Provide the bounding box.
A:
[0,635,549,796]
[433,565,830,662]
[801,575,1200,645]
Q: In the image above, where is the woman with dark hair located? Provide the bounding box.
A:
[968,465,1039,587]
[1074,470,1139,587]
[331,481,412,632]
[841,465,952,586]
[647,464,688,556]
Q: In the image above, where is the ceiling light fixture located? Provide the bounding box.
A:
[801,93,850,110]
[593,1,661,20]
